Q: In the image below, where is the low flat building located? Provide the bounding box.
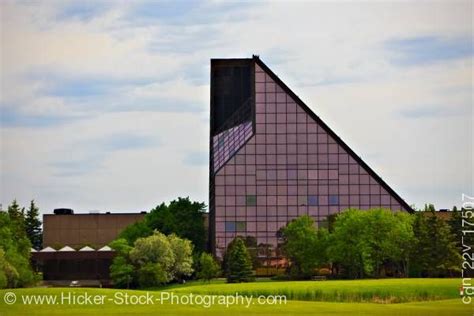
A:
[34,210,145,287]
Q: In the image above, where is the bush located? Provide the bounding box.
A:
[196,253,220,282]
[138,263,168,287]
[110,256,134,289]
[111,231,194,288]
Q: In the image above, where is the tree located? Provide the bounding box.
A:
[365,209,405,277]
[122,231,195,287]
[110,256,134,289]
[410,211,461,277]
[390,212,415,277]
[109,239,135,288]
[119,220,153,245]
[328,209,372,278]
[7,200,26,243]
[168,234,194,281]
[137,263,168,288]
[280,215,321,279]
[447,207,472,252]
[0,209,34,288]
[119,197,207,254]
[7,199,24,223]
[424,212,461,276]
[224,237,253,283]
[147,198,207,253]
[196,253,220,282]
[25,200,42,250]
[130,231,175,285]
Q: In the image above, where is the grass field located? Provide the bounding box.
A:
[170,278,463,303]
[0,279,472,316]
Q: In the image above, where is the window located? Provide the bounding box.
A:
[246,195,256,206]
[225,221,246,232]
[308,195,319,206]
[236,222,246,231]
[329,195,339,205]
[225,222,236,232]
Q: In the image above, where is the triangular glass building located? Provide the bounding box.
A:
[209,56,413,264]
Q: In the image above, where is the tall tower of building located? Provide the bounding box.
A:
[209,56,412,264]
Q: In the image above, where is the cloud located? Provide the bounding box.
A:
[54,1,112,22]
[386,36,473,66]
[398,103,471,119]
[0,0,472,212]
[0,107,80,128]
[183,151,209,167]
[49,132,161,176]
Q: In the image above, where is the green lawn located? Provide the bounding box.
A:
[0,279,472,316]
[171,278,463,303]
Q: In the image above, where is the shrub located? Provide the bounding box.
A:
[196,253,220,282]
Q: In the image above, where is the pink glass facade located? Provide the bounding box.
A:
[213,121,253,172]
[210,57,412,263]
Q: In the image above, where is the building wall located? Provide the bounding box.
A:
[43,213,145,249]
[211,60,411,260]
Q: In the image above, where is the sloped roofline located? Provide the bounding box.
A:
[252,55,414,213]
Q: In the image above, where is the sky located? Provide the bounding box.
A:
[0,0,472,215]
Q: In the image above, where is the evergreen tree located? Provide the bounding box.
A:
[7,200,26,245]
[25,200,42,250]
[224,237,254,283]
[411,212,461,277]
[425,213,461,276]
[7,200,24,224]
[447,206,473,253]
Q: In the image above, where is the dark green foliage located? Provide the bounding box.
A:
[447,207,473,252]
[0,201,35,288]
[109,239,135,288]
[119,197,207,254]
[147,198,207,253]
[118,221,152,245]
[137,263,168,288]
[109,256,134,289]
[25,200,42,250]
[224,237,254,283]
[410,211,461,277]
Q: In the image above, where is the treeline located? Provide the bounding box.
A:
[0,200,42,288]
[111,199,467,286]
[279,207,463,279]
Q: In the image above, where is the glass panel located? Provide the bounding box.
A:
[225,222,236,232]
[329,195,339,205]
[246,195,256,206]
[236,221,246,232]
[308,195,319,206]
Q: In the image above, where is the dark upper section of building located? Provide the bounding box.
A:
[210,59,253,136]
